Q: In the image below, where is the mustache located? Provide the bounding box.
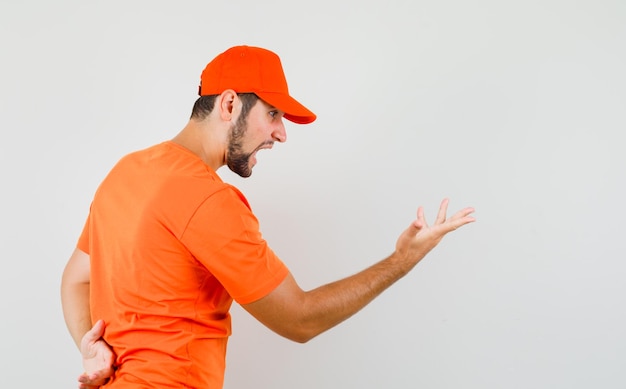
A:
[252,140,275,153]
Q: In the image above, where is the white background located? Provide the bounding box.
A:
[1,0,625,388]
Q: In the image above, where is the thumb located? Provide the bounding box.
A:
[405,218,424,237]
[410,219,424,231]
[410,206,426,231]
[84,320,105,343]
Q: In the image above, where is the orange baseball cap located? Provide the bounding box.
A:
[198,45,316,124]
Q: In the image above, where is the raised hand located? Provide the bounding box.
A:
[77,320,116,389]
[394,198,475,267]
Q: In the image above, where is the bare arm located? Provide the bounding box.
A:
[61,248,93,349]
[242,198,475,343]
[61,248,115,388]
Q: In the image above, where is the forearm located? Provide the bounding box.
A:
[61,276,92,349]
[62,249,116,386]
[297,252,413,340]
[245,251,416,343]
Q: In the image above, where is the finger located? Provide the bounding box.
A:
[78,372,92,382]
[78,373,101,387]
[416,206,428,228]
[448,207,475,222]
[434,198,449,224]
[78,373,96,384]
[407,206,424,231]
[79,377,109,387]
[82,320,105,345]
[78,370,105,383]
[446,208,476,230]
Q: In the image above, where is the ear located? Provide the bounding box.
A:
[217,89,239,122]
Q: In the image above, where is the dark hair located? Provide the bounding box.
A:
[190,93,259,121]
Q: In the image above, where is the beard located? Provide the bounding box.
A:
[226,116,254,178]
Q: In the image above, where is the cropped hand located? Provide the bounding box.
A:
[77,320,116,389]
[394,198,475,267]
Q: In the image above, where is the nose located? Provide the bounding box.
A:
[272,120,287,143]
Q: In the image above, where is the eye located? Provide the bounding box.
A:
[269,110,279,118]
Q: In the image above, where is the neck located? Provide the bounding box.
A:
[171,119,227,171]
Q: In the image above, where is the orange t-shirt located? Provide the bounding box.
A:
[77,141,289,388]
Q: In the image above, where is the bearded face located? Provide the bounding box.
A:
[225,95,281,178]
[226,113,254,178]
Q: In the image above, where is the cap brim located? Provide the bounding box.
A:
[256,92,316,124]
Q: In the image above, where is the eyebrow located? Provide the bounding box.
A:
[267,105,284,114]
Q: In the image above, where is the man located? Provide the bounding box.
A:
[61,45,475,388]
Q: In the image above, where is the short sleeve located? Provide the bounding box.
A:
[77,210,91,254]
[180,187,288,304]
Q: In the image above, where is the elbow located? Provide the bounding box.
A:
[292,336,313,344]
[277,319,327,344]
[291,324,322,343]
[283,329,317,344]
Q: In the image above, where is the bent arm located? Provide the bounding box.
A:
[242,199,476,343]
[61,247,92,349]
